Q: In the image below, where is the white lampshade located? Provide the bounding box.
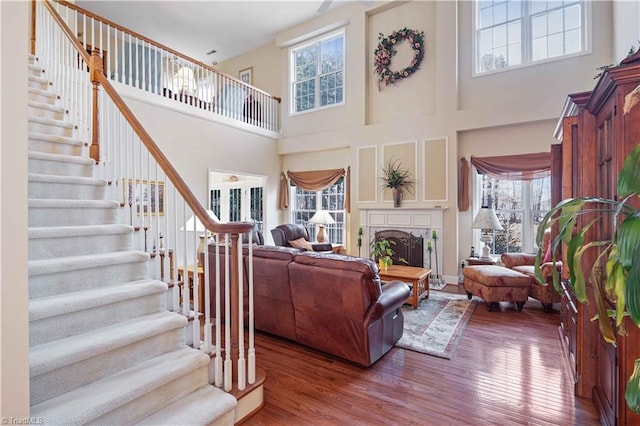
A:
[308,210,335,226]
[472,207,503,231]
[180,210,220,232]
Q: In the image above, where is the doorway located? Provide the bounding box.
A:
[208,171,266,232]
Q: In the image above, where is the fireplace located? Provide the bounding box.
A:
[373,229,423,267]
[359,208,444,277]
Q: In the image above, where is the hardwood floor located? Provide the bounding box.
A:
[245,293,600,425]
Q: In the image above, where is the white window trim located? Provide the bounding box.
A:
[472,0,592,78]
[289,185,346,245]
[288,28,346,116]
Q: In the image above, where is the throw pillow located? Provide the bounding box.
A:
[289,237,313,251]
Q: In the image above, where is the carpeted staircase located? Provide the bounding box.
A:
[27,56,236,425]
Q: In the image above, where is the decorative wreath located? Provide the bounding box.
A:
[374,28,425,90]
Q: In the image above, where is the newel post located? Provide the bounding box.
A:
[89,48,103,164]
[30,0,36,55]
[229,232,241,386]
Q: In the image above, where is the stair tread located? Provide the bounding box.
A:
[28,100,60,112]
[29,131,83,147]
[28,199,119,209]
[136,385,236,425]
[31,347,209,424]
[29,74,49,85]
[28,172,106,186]
[28,86,56,98]
[29,115,74,129]
[30,311,187,377]
[28,150,93,165]
[29,280,167,321]
[29,250,150,277]
[29,224,132,239]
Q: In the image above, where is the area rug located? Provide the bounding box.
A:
[396,291,477,360]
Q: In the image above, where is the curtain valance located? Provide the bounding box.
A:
[278,168,350,213]
[470,152,551,181]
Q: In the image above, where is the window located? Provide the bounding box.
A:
[475,0,585,74]
[209,174,265,232]
[290,177,345,244]
[477,174,551,253]
[290,31,344,114]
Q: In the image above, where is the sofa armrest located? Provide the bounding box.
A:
[367,281,410,321]
[540,261,562,281]
[501,253,536,269]
[311,243,333,252]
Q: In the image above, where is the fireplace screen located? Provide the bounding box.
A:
[373,230,423,268]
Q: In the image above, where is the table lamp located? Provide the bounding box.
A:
[308,210,335,243]
[472,207,503,260]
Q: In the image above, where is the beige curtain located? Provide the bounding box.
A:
[470,152,551,181]
[278,168,350,213]
[458,157,470,212]
[278,172,288,210]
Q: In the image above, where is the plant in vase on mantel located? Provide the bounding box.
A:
[380,158,415,208]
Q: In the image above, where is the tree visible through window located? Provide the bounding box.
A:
[291,31,344,114]
[476,0,585,74]
[290,177,345,244]
[478,174,551,253]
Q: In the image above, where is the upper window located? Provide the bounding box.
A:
[475,0,585,74]
[290,31,345,114]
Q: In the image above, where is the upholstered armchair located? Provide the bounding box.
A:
[500,230,562,313]
[270,224,332,252]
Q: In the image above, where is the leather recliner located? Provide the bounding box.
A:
[270,223,332,252]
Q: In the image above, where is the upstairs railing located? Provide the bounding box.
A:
[45,0,280,134]
[35,0,259,394]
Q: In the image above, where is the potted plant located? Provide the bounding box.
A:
[370,238,396,271]
[535,143,640,413]
[381,158,415,207]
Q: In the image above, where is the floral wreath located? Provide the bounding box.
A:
[374,28,425,90]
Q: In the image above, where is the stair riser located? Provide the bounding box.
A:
[31,327,187,405]
[30,261,149,298]
[29,206,118,227]
[28,137,83,156]
[28,157,94,177]
[29,91,57,104]
[29,78,51,91]
[29,181,106,200]
[29,121,74,138]
[29,232,133,260]
[93,366,209,425]
[29,105,65,121]
[30,291,167,346]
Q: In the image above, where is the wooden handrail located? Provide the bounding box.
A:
[54,0,281,103]
[43,0,253,236]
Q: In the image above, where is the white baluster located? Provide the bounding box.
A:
[248,233,256,384]
[224,235,232,391]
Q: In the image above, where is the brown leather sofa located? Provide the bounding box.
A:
[270,223,332,252]
[206,245,410,367]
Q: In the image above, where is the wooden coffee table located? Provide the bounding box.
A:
[378,265,431,309]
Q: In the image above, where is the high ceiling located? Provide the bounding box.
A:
[75,1,357,64]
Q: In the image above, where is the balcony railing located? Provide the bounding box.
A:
[48,0,281,134]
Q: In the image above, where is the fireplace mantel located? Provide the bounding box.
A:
[359,208,445,279]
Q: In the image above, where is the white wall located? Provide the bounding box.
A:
[219,0,619,281]
[613,0,640,63]
[120,90,282,244]
[0,0,30,418]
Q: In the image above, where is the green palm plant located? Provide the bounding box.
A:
[535,143,640,413]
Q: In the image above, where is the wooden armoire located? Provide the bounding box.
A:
[555,59,640,425]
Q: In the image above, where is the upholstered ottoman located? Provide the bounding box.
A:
[463,265,530,311]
